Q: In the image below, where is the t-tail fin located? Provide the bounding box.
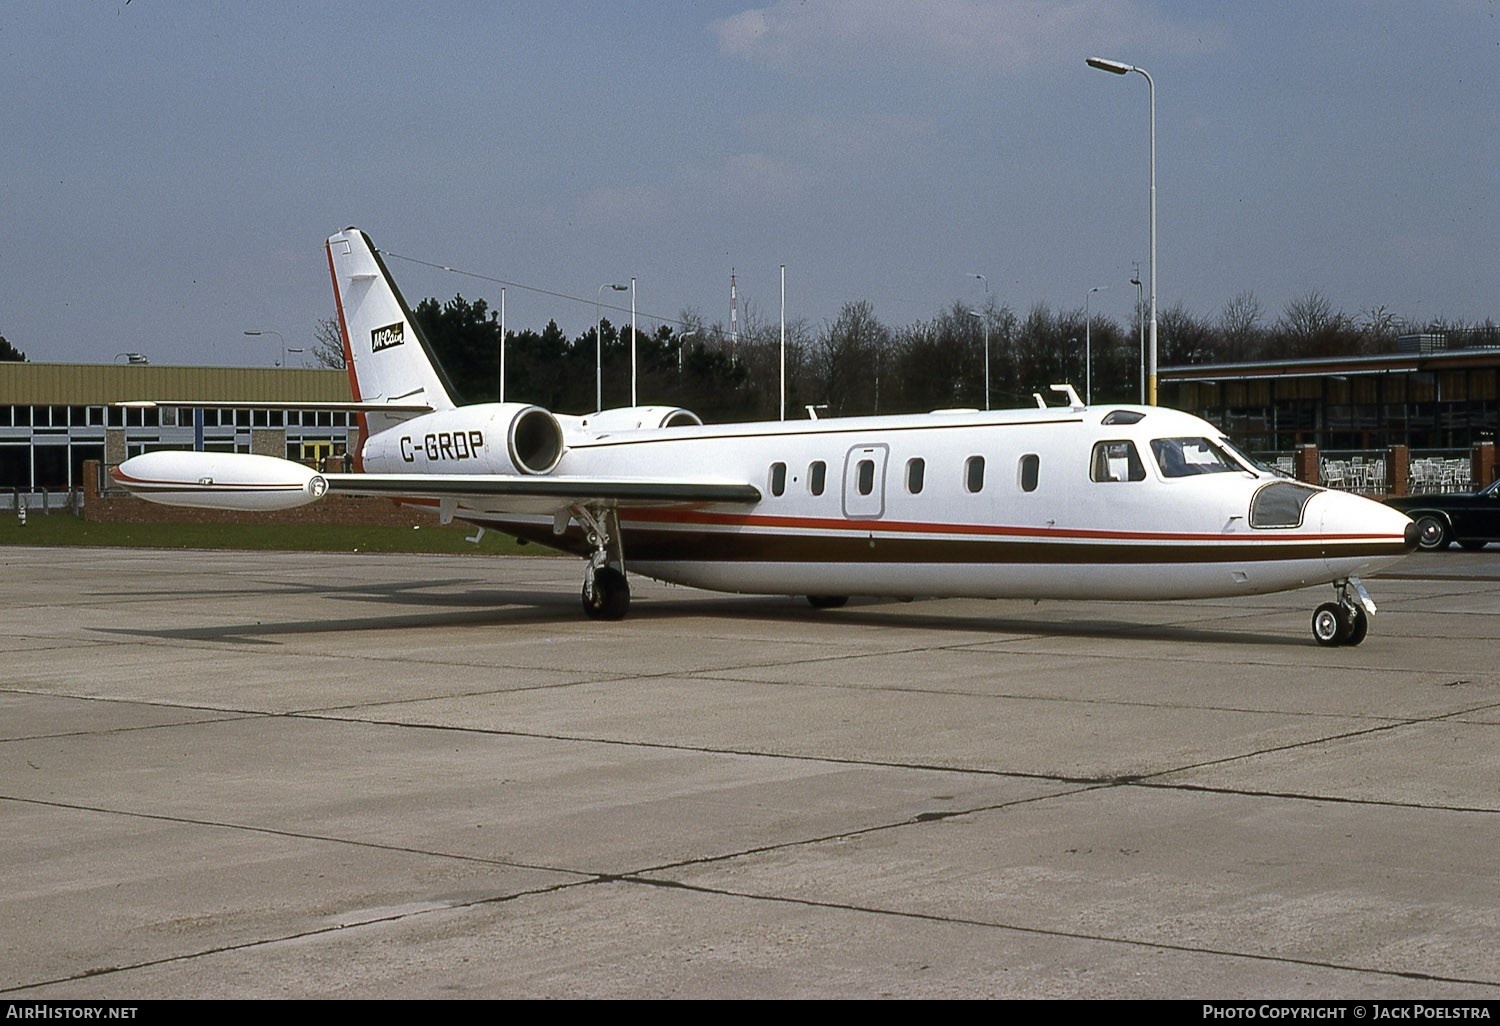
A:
[326,227,457,436]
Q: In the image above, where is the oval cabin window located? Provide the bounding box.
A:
[965,455,985,493]
[906,457,925,494]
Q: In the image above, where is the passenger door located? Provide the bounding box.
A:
[842,444,888,519]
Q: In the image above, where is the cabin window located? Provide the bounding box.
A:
[1090,440,1146,482]
[1019,454,1040,492]
[809,460,826,496]
[770,461,787,497]
[1101,410,1146,425]
[906,457,925,494]
[856,459,876,496]
[965,455,985,493]
[1150,437,1240,478]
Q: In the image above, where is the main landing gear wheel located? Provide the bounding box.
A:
[806,595,849,609]
[573,504,630,621]
[583,565,630,621]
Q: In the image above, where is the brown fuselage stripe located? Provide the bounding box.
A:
[488,518,1407,565]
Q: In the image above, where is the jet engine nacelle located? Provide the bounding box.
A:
[362,402,565,476]
[571,406,703,433]
[111,450,329,511]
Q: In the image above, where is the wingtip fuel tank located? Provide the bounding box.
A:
[112,451,328,511]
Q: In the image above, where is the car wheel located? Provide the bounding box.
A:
[1414,515,1450,551]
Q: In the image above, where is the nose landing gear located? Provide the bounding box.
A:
[1311,577,1374,647]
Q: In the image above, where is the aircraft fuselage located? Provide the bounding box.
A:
[366,402,1414,604]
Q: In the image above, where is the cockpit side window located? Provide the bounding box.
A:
[1150,437,1241,478]
[1090,440,1146,483]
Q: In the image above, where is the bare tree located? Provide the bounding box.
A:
[813,300,890,416]
[311,316,346,370]
[1217,292,1265,362]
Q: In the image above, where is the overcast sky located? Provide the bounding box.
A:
[3,1,1496,369]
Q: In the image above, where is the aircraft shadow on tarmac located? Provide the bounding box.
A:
[90,576,1308,648]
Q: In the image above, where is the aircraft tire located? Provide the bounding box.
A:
[1312,603,1346,647]
[806,595,849,609]
[583,566,630,621]
[1344,604,1369,646]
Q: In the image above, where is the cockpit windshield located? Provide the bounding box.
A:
[1149,437,1247,478]
[1216,437,1280,476]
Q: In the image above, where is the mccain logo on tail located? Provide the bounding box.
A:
[371,322,405,352]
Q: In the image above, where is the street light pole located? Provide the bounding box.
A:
[1131,267,1145,404]
[596,283,627,413]
[969,273,989,410]
[1085,285,1107,405]
[967,310,989,411]
[1087,56,1157,404]
[630,277,638,407]
[243,329,286,367]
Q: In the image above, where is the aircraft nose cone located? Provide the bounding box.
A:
[1316,488,1418,578]
[1403,519,1419,551]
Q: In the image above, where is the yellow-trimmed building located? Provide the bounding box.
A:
[0,362,357,504]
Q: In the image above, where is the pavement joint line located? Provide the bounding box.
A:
[1126,698,1500,791]
[0,711,253,744]
[270,710,1500,818]
[0,875,590,997]
[0,790,594,879]
[608,876,1500,990]
[8,687,1497,817]
[10,864,1497,994]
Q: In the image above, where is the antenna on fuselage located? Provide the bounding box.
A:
[1049,383,1085,411]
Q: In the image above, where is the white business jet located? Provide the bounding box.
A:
[113,227,1416,646]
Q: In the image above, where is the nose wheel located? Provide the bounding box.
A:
[1311,578,1373,647]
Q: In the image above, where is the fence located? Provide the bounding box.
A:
[2,488,84,514]
[1258,448,1481,496]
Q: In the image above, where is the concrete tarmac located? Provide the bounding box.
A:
[1,545,1498,999]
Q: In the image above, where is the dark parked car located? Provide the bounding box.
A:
[1386,478,1500,550]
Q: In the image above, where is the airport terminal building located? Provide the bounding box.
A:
[1159,339,1500,454]
[0,362,358,506]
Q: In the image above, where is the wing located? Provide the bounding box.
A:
[110,451,760,514]
[324,473,760,507]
